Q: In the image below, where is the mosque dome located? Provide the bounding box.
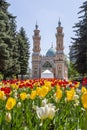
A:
[46,46,56,57]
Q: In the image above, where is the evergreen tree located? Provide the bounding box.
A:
[17,27,30,78]
[71,1,87,76]
[0,0,14,79]
[68,62,79,80]
[9,17,20,77]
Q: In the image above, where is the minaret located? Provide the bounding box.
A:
[32,23,41,78]
[56,19,64,55]
[55,19,65,79]
[32,23,41,53]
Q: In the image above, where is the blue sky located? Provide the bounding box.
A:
[7,0,85,67]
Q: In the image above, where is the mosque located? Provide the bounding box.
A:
[32,20,68,79]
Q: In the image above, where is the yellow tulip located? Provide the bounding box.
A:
[36,87,42,96]
[81,87,87,93]
[20,92,27,100]
[30,90,37,100]
[55,88,62,100]
[41,86,49,97]
[44,81,51,91]
[6,97,16,110]
[0,90,5,100]
[66,89,75,101]
[36,86,49,98]
[81,91,87,109]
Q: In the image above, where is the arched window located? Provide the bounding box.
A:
[43,61,52,68]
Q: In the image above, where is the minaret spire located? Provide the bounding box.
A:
[35,21,38,30]
[58,18,61,27]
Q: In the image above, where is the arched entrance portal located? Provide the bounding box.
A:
[41,61,55,76]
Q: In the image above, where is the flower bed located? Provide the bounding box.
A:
[0,78,87,130]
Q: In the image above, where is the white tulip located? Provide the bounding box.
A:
[36,103,56,120]
[17,102,22,108]
[5,112,11,122]
[41,98,47,106]
[36,105,49,120]
[48,103,56,109]
[48,107,55,119]
[73,94,79,100]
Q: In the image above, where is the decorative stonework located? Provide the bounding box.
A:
[32,21,68,80]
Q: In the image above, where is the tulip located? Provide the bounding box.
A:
[41,98,47,106]
[30,90,37,99]
[66,88,75,101]
[6,97,16,110]
[5,112,11,122]
[0,90,5,100]
[36,103,56,120]
[20,92,27,100]
[36,105,48,120]
[81,87,87,93]
[55,88,62,100]
[81,91,87,109]
[17,102,21,108]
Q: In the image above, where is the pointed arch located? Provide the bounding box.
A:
[42,61,52,68]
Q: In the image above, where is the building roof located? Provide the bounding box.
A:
[46,46,56,57]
